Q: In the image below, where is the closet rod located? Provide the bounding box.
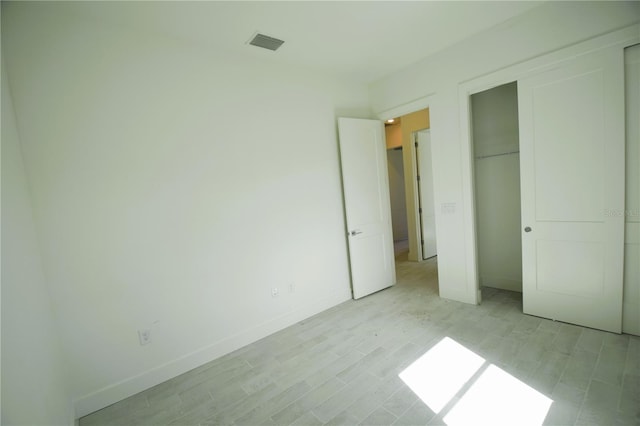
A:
[475,150,520,160]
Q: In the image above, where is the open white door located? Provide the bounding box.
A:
[518,46,625,333]
[417,130,437,259]
[338,118,396,299]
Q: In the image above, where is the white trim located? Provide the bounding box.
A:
[376,95,436,266]
[73,292,350,419]
[458,87,479,304]
[410,131,422,261]
[376,94,434,122]
[458,24,640,305]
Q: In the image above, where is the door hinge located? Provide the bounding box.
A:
[417,175,421,182]
[415,141,418,148]
[419,207,423,214]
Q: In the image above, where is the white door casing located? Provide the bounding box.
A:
[418,130,438,259]
[518,46,625,333]
[622,44,640,336]
[338,118,396,299]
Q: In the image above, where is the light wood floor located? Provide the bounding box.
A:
[80,253,639,426]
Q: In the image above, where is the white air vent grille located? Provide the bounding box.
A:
[248,33,285,51]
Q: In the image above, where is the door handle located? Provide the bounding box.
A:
[524,226,532,232]
[350,230,363,236]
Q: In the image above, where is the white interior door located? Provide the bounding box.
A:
[417,130,437,259]
[518,46,625,333]
[338,118,396,299]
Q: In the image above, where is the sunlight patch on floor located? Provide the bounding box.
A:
[444,364,553,426]
[399,337,553,425]
[398,337,485,413]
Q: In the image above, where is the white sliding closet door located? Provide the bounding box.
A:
[518,46,625,333]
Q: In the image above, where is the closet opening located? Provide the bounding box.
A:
[470,81,523,297]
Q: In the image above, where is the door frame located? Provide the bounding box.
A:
[458,25,640,305]
[414,130,427,260]
[415,129,437,260]
[378,95,435,262]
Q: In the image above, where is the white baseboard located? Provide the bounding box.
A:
[73,291,351,419]
[480,276,523,293]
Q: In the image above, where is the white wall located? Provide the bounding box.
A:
[472,83,522,293]
[387,148,408,241]
[2,2,371,418]
[1,59,73,424]
[623,44,640,336]
[370,1,640,304]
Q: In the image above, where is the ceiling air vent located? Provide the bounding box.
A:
[248,32,285,51]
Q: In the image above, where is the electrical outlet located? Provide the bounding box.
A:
[271,287,279,297]
[289,283,295,293]
[138,329,151,345]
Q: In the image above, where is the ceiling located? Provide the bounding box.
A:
[57,1,544,83]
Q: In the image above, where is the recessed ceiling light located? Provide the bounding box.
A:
[387,119,395,123]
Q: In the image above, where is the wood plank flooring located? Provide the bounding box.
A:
[80,254,640,425]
